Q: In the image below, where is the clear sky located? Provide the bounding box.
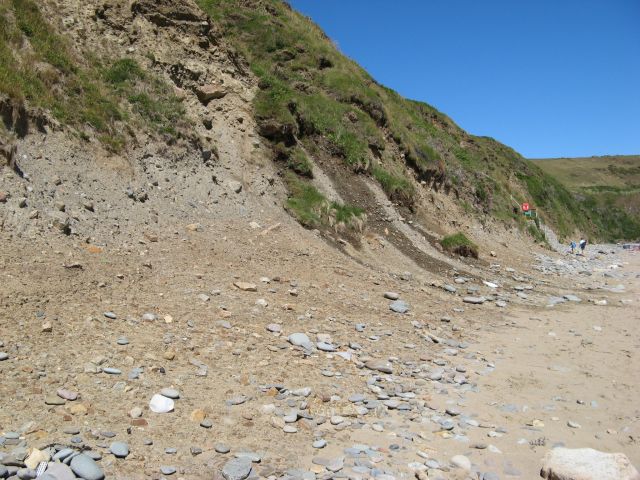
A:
[288,0,640,158]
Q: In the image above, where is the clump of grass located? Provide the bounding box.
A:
[440,232,478,259]
[284,173,363,228]
[372,165,414,204]
[287,146,313,177]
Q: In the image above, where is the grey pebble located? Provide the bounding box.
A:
[109,441,129,458]
[215,444,231,454]
[160,466,176,475]
[70,454,105,480]
[221,457,252,480]
[103,368,121,375]
[103,312,116,319]
[160,388,180,399]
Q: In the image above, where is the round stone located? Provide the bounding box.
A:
[160,388,180,399]
[70,454,105,480]
[103,368,121,375]
[288,333,311,346]
[266,324,281,333]
[116,337,129,345]
[283,425,297,433]
[451,454,471,471]
[110,441,129,458]
[103,312,116,319]
[200,419,213,428]
[312,439,327,448]
[222,457,252,480]
[215,444,231,454]
[150,394,174,413]
[160,466,176,475]
[0,352,8,361]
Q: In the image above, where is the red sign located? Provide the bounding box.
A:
[522,203,530,212]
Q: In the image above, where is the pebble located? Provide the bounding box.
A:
[266,323,281,333]
[110,441,129,458]
[149,394,174,413]
[57,389,78,401]
[103,367,121,375]
[103,312,116,319]
[0,352,8,361]
[389,300,409,313]
[160,388,180,399]
[160,466,176,475]
[70,454,105,480]
[200,419,213,428]
[312,439,327,449]
[215,444,231,454]
[567,420,581,428]
[463,296,486,304]
[221,457,252,480]
[129,407,143,418]
[450,454,471,471]
[383,292,399,300]
[116,337,129,345]
[364,360,393,374]
[288,333,311,347]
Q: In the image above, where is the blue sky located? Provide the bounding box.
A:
[288,0,640,158]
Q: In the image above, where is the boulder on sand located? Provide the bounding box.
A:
[540,447,640,480]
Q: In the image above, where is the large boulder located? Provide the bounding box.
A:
[540,447,640,480]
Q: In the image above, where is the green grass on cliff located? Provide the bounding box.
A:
[0,1,185,150]
[195,0,630,240]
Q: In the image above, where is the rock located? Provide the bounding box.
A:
[41,322,52,333]
[42,462,76,480]
[102,368,121,375]
[103,311,116,319]
[215,444,231,454]
[160,388,180,399]
[450,454,471,471]
[288,333,311,347]
[316,342,336,352]
[190,409,206,423]
[227,180,243,194]
[365,360,393,374]
[51,213,70,234]
[142,312,157,321]
[266,323,281,333]
[383,292,399,300]
[389,300,409,313]
[195,84,228,104]
[234,282,257,292]
[129,407,143,418]
[160,466,176,475]
[0,352,8,361]
[149,393,174,413]
[109,441,129,458]
[200,419,213,429]
[540,447,640,480]
[463,296,486,304]
[563,294,582,302]
[221,457,252,480]
[56,389,78,401]
[70,454,105,480]
[24,448,49,469]
[313,439,327,449]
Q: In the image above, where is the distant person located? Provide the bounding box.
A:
[570,241,576,254]
[579,238,587,254]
